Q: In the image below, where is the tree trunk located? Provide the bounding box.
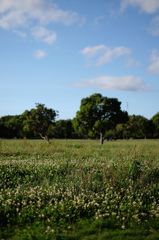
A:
[39,133,49,142]
[100,132,103,144]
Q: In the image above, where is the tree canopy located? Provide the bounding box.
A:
[72,93,128,144]
[115,115,155,139]
[23,103,58,141]
[151,112,159,138]
[47,119,74,139]
[1,97,159,140]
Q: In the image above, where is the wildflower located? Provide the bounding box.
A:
[112,212,116,216]
[121,225,125,229]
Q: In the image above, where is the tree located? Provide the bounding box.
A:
[0,115,23,138]
[151,112,159,138]
[132,115,154,139]
[47,119,74,139]
[116,115,155,139]
[24,103,58,141]
[72,93,128,144]
[19,110,34,138]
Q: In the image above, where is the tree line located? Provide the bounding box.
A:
[0,93,159,143]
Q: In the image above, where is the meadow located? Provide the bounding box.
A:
[0,138,159,239]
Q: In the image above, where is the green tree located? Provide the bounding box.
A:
[72,117,88,139]
[116,115,155,139]
[48,119,74,139]
[24,103,58,141]
[133,115,154,139]
[0,116,10,138]
[0,115,24,138]
[72,93,128,144]
[122,115,146,139]
[151,112,159,138]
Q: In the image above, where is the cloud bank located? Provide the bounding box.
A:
[0,0,80,57]
[0,0,79,30]
[0,0,82,58]
[75,75,154,92]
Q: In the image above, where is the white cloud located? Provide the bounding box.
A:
[94,16,105,25]
[120,0,159,14]
[13,29,27,38]
[75,75,153,92]
[0,10,28,29]
[44,33,57,44]
[97,47,131,66]
[150,16,159,36]
[0,0,79,30]
[33,49,46,59]
[125,58,140,68]
[80,45,106,58]
[0,0,81,50]
[31,26,56,44]
[80,45,131,67]
[147,50,159,74]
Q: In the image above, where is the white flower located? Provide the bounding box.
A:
[112,212,116,216]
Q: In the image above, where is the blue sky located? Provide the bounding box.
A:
[0,0,159,120]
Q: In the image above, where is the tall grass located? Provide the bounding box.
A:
[0,139,159,239]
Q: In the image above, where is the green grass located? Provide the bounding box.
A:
[0,139,159,239]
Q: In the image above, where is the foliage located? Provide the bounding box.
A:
[0,139,159,239]
[23,103,58,141]
[48,119,75,139]
[72,93,128,144]
[1,97,159,140]
[0,115,24,138]
[151,112,159,138]
[116,115,155,139]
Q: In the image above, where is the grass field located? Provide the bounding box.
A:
[0,139,159,239]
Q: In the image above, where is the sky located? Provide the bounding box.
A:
[0,0,159,120]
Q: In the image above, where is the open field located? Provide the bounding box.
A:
[0,139,159,239]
